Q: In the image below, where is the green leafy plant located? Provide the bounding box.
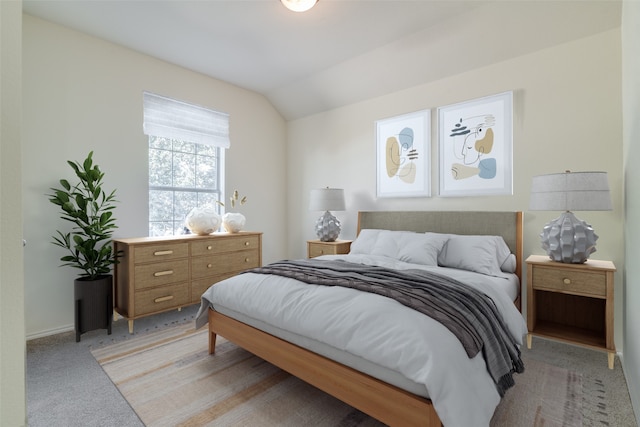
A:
[48,151,119,280]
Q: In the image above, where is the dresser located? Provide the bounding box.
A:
[114,232,262,333]
[526,254,616,368]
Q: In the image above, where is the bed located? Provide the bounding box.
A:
[195,211,526,427]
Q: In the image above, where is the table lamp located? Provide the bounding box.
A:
[529,171,612,263]
[309,188,345,242]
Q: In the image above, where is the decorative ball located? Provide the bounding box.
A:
[222,212,246,233]
[185,206,221,235]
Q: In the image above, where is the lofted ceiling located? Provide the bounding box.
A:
[22,0,621,120]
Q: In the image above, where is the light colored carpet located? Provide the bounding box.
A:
[92,323,591,427]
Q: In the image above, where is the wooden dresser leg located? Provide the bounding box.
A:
[128,319,134,334]
[527,334,532,349]
[608,352,615,369]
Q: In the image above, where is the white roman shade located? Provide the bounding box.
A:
[143,91,230,148]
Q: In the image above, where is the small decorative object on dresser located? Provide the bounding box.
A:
[309,187,346,242]
[218,189,247,233]
[526,254,616,368]
[185,205,221,235]
[113,232,262,333]
[307,240,352,258]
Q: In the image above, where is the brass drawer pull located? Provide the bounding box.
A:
[154,270,174,277]
[207,263,213,268]
[207,245,212,250]
[244,241,250,246]
[154,250,173,256]
[245,257,250,263]
[154,295,174,303]
[563,278,571,285]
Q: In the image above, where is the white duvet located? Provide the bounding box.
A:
[195,254,528,427]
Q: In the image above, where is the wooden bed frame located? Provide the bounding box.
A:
[208,211,524,427]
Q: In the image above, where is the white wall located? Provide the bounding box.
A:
[622,0,640,417]
[22,15,288,338]
[287,30,625,350]
[1,2,26,425]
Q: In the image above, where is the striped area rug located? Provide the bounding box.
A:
[91,323,583,427]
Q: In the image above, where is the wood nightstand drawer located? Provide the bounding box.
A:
[134,242,189,263]
[307,240,352,258]
[532,266,606,297]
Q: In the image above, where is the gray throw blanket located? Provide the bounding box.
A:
[244,259,524,397]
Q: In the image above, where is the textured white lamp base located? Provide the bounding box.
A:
[540,211,598,263]
[315,210,341,242]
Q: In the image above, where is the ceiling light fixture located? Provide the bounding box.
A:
[280,0,318,12]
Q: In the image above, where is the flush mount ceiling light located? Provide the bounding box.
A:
[280,0,318,12]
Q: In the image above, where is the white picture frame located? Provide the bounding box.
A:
[376,109,431,198]
[438,91,513,197]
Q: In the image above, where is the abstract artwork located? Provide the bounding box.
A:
[438,91,513,197]
[376,110,431,198]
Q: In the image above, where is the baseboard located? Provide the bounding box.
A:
[26,324,74,341]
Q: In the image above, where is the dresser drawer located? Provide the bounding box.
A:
[134,283,190,316]
[191,235,260,257]
[134,242,189,264]
[531,266,606,297]
[134,259,189,290]
[191,272,239,303]
[191,249,260,279]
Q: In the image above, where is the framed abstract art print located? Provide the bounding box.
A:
[376,109,431,198]
[438,91,513,197]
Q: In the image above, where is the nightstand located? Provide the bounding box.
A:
[526,254,616,369]
[307,240,352,258]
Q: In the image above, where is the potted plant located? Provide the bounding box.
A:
[48,151,119,341]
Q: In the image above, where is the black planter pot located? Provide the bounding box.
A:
[74,274,113,342]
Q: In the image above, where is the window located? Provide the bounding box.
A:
[143,92,229,236]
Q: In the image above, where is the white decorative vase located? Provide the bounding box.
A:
[222,212,246,233]
[185,206,221,235]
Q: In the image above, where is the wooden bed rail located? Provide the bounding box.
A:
[208,309,443,427]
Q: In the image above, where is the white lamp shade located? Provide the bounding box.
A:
[309,188,345,212]
[529,171,612,212]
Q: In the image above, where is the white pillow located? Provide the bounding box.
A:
[439,235,513,277]
[350,229,448,266]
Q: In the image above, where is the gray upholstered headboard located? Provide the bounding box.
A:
[357,211,524,285]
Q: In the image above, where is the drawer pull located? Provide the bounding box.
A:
[154,270,174,277]
[154,295,174,303]
[207,245,212,250]
[207,263,213,268]
[245,257,250,263]
[244,241,250,246]
[154,250,173,256]
[563,278,571,285]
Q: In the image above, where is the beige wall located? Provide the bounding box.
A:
[1,1,26,426]
[287,29,624,350]
[622,0,640,416]
[22,15,288,338]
